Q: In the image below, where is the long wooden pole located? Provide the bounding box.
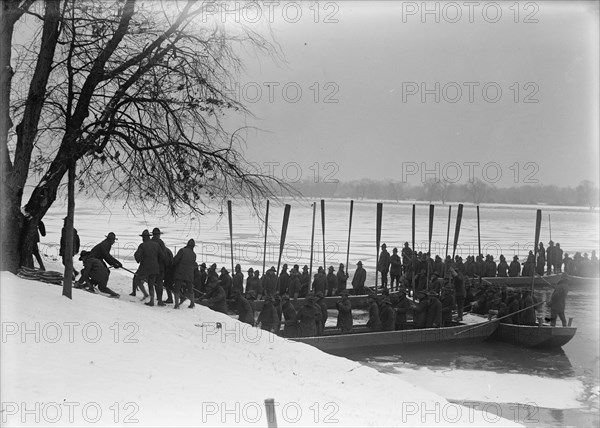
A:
[262,200,269,275]
[476,205,481,257]
[411,204,416,253]
[548,214,552,241]
[445,205,451,259]
[346,200,354,271]
[375,202,383,295]
[62,163,75,299]
[227,200,234,275]
[309,202,316,282]
[533,209,542,293]
[426,204,434,289]
[452,204,464,260]
[321,199,326,271]
[276,204,291,275]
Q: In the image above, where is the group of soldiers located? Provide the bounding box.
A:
[71,228,573,340]
[374,241,599,293]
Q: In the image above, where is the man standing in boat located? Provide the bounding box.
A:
[378,243,391,288]
[546,241,556,275]
[401,242,413,274]
[351,261,366,295]
[336,290,353,334]
[548,279,569,327]
[390,248,402,291]
[509,255,521,277]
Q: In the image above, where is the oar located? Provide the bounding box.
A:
[452,204,464,260]
[276,204,291,275]
[411,204,416,253]
[454,300,544,336]
[262,200,269,275]
[411,204,416,294]
[117,266,136,275]
[533,209,542,293]
[445,205,451,259]
[346,200,354,271]
[476,205,481,257]
[227,200,234,275]
[309,202,316,287]
[548,214,552,241]
[426,204,434,289]
[321,199,326,271]
[375,202,383,295]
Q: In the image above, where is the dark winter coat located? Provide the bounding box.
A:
[426,297,442,328]
[366,301,382,331]
[201,285,228,314]
[296,303,319,337]
[509,261,521,277]
[497,260,509,277]
[288,270,301,297]
[134,238,163,276]
[282,301,298,338]
[336,298,353,332]
[80,256,109,287]
[394,295,412,328]
[317,299,328,329]
[236,295,255,325]
[441,292,456,326]
[378,249,391,272]
[549,282,568,312]
[258,302,279,333]
[60,227,81,257]
[172,245,196,282]
[519,294,537,325]
[151,236,170,276]
[413,298,429,328]
[379,303,395,331]
[220,272,233,298]
[263,271,278,296]
[351,267,366,292]
[89,239,120,268]
[278,270,290,295]
[312,272,327,295]
[336,269,348,293]
[233,271,244,295]
[390,254,402,275]
[326,271,337,295]
[299,271,310,297]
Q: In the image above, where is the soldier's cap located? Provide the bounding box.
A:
[513,255,519,259]
[200,262,206,268]
[381,243,387,248]
[235,264,241,270]
[303,265,308,270]
[393,247,398,252]
[282,263,288,268]
[187,239,195,247]
[248,268,253,272]
[318,266,324,272]
[106,232,117,241]
[152,227,162,235]
[294,264,299,269]
[139,229,151,237]
[270,266,276,272]
[220,267,228,273]
[356,261,363,265]
[79,250,90,261]
[329,266,335,271]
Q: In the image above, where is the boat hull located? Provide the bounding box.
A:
[474,274,562,288]
[290,321,499,354]
[494,322,577,349]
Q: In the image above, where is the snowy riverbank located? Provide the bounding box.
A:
[1,267,523,427]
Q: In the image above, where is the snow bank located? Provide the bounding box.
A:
[0,269,523,427]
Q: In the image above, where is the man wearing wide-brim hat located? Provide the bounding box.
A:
[150,227,171,305]
[351,260,366,296]
[336,289,353,334]
[89,231,122,272]
[172,239,197,309]
[78,250,119,298]
[132,229,165,305]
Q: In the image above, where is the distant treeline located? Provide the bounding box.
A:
[285,178,599,208]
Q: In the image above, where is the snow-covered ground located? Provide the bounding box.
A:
[1,266,523,427]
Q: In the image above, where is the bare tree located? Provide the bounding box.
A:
[468,178,489,205]
[1,0,292,272]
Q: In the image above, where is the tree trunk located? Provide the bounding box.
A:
[62,163,75,299]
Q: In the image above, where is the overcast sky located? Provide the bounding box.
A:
[219,1,599,188]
